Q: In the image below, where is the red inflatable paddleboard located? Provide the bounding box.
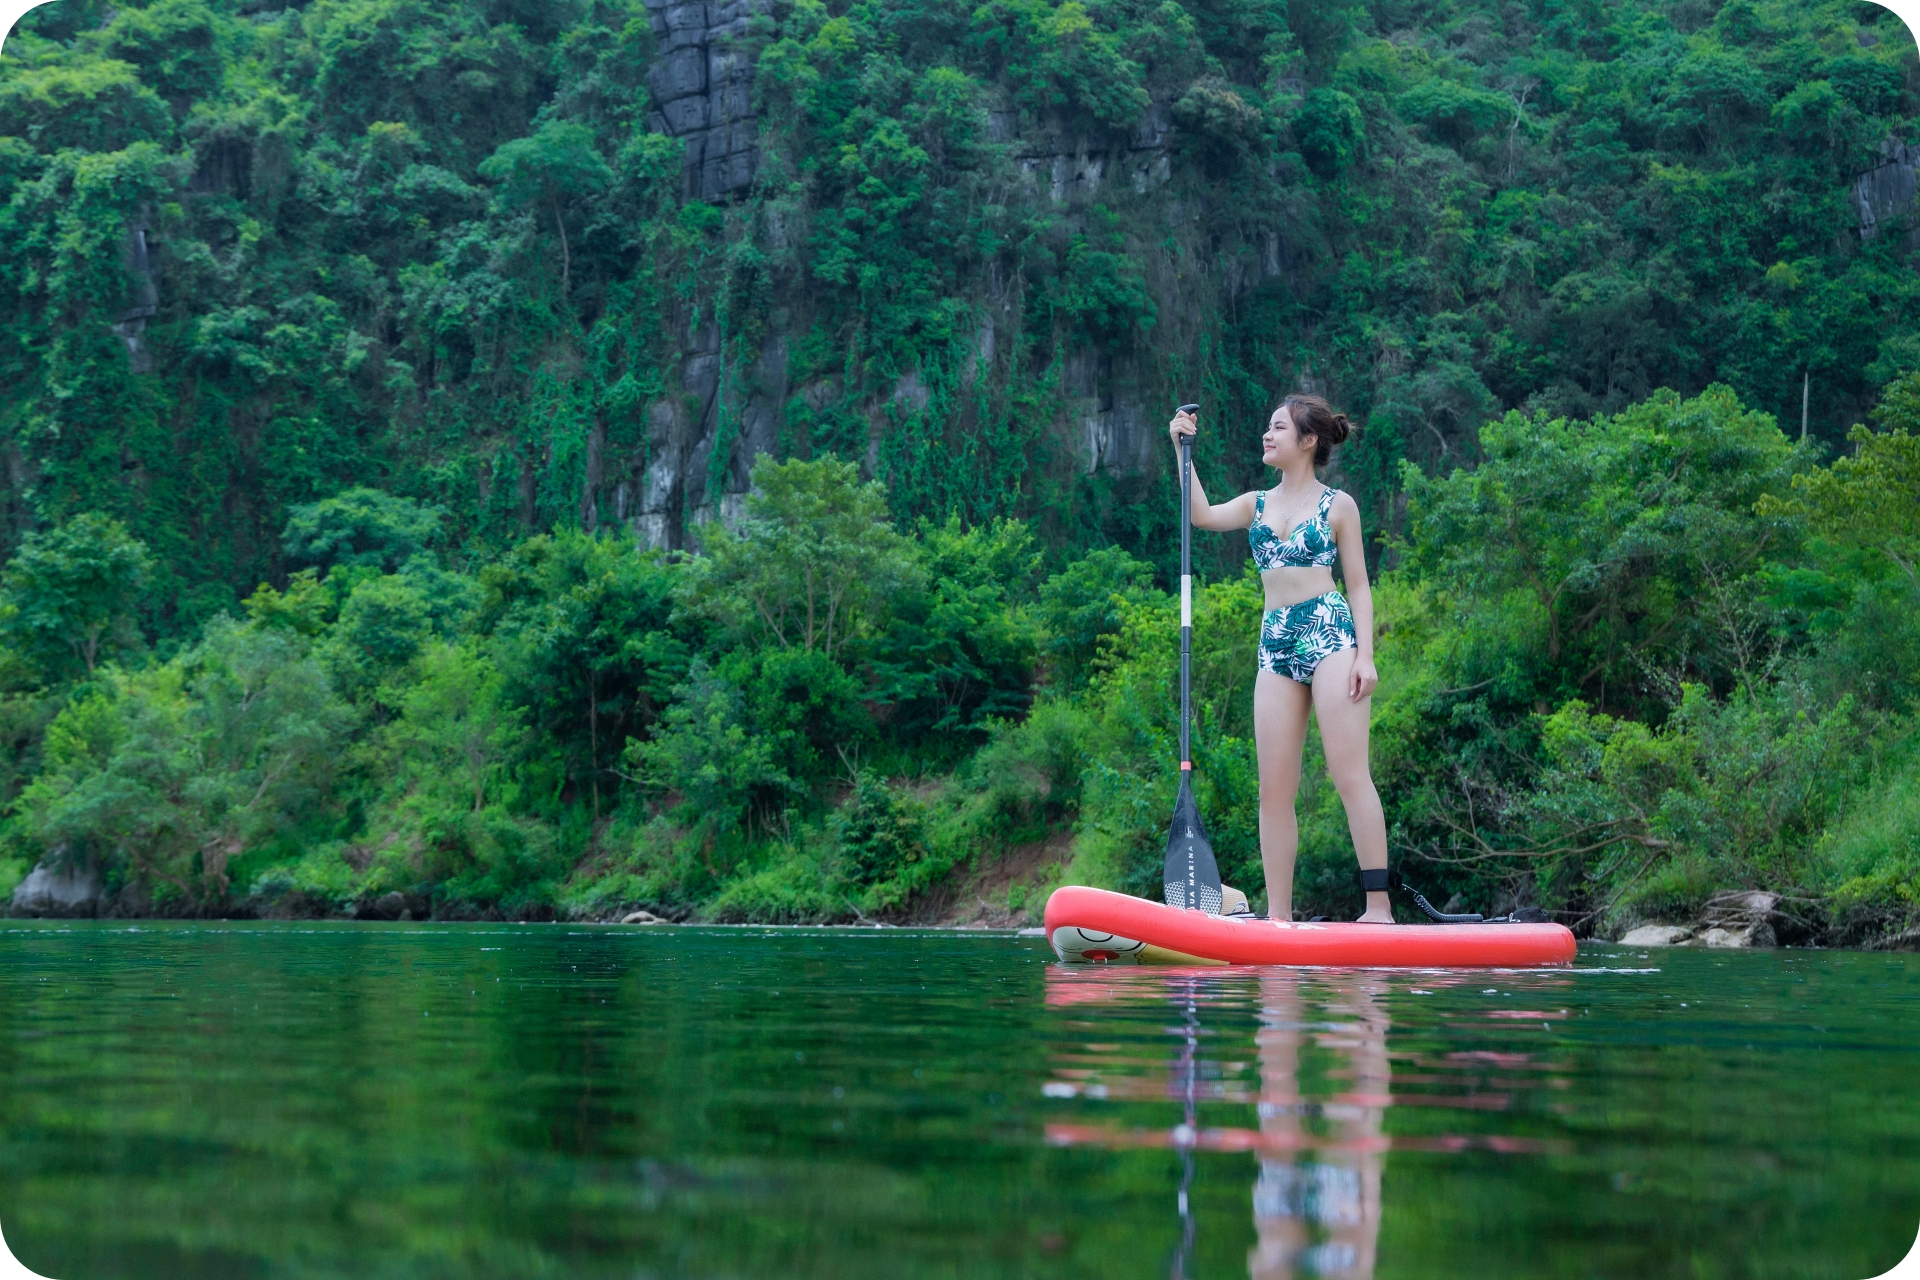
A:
[1043,885,1576,968]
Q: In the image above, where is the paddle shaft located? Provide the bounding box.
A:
[1179,438,1192,770]
[1164,412,1219,917]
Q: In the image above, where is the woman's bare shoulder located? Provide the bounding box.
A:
[1323,488,1363,528]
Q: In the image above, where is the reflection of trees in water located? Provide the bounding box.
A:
[1249,972,1386,1280]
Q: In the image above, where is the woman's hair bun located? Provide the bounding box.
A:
[1282,394,1356,466]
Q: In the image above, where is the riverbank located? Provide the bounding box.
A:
[11,837,1919,952]
[2,392,1917,946]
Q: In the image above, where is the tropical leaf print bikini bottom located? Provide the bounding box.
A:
[1258,591,1358,683]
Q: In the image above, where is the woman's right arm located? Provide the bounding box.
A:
[1168,410,1255,531]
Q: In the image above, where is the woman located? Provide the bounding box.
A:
[1167,397,1392,924]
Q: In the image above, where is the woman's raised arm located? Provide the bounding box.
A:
[1167,410,1256,531]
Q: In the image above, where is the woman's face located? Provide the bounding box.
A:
[1262,406,1311,467]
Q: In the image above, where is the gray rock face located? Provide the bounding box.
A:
[992,107,1297,482]
[1855,138,1918,243]
[11,857,102,918]
[644,0,763,201]
[355,890,428,921]
[1700,923,1774,948]
[110,210,159,373]
[617,54,1234,541]
[620,319,785,550]
[1002,113,1182,484]
[999,105,1176,206]
[1064,347,1163,477]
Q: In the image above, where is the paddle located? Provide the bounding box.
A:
[1164,406,1223,915]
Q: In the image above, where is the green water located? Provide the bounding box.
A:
[0,924,1914,1280]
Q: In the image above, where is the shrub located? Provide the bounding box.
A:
[836,775,928,886]
[707,849,844,924]
[1819,735,1920,936]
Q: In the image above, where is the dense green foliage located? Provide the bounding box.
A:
[1,0,1917,937]
[0,384,1913,938]
[5,0,1920,594]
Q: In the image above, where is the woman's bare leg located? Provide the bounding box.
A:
[1311,648,1392,923]
[1254,669,1313,921]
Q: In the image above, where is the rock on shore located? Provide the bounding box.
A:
[10,859,101,918]
[1618,891,1783,948]
[1619,923,1696,947]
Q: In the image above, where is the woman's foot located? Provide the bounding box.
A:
[1356,890,1395,924]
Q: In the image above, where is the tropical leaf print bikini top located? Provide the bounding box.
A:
[1248,486,1340,570]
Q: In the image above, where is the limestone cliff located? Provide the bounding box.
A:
[1856,137,1920,247]
[644,0,762,202]
[618,16,1283,549]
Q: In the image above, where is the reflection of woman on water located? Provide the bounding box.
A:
[1041,967,1391,1280]
[1166,399,1392,923]
[1249,971,1386,1280]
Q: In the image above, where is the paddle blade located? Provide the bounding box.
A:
[1162,774,1223,914]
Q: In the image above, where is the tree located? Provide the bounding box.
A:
[1399,385,1805,706]
[1397,79,1513,149]
[1035,545,1158,690]
[0,514,152,681]
[1292,88,1364,177]
[1172,76,1265,175]
[282,488,443,575]
[965,0,1149,130]
[321,572,436,701]
[869,516,1042,737]
[16,617,350,906]
[370,641,525,819]
[682,456,920,662]
[477,120,613,296]
[358,640,556,906]
[628,660,799,846]
[1765,423,1920,586]
[478,531,686,820]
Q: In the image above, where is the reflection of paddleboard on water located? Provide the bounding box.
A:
[1044,886,1577,967]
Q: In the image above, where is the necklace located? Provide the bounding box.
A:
[1266,482,1323,540]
